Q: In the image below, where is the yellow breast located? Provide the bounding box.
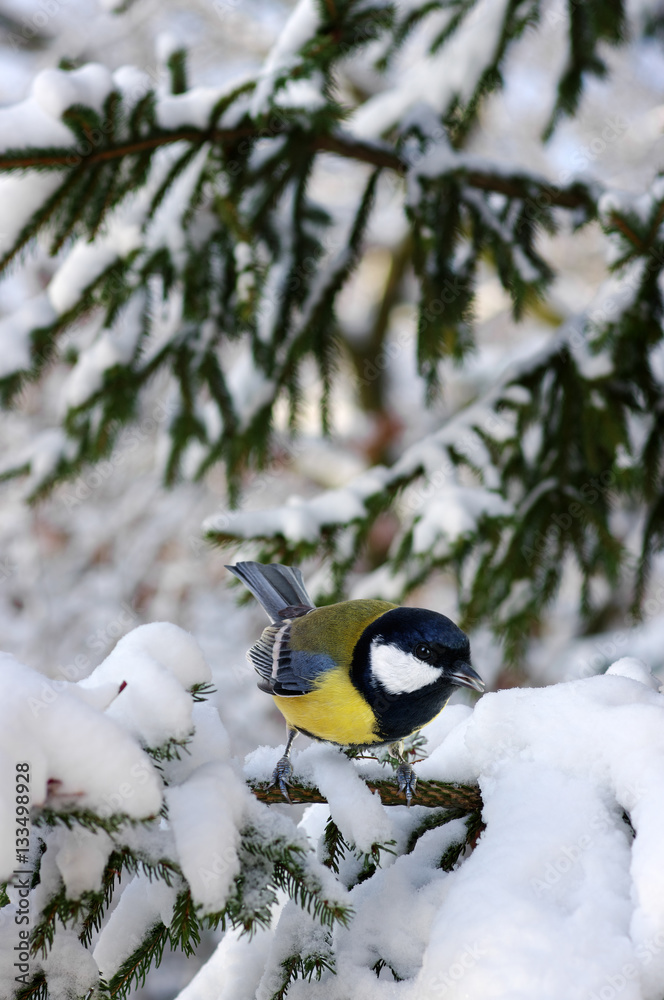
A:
[272,668,380,746]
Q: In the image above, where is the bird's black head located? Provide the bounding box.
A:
[351,606,484,743]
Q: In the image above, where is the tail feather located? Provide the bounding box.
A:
[226,561,315,622]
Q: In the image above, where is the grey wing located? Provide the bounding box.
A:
[227,562,315,623]
[248,622,335,697]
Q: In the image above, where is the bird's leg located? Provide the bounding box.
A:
[268,727,298,802]
[390,740,417,807]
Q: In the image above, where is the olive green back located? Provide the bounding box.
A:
[288,599,398,665]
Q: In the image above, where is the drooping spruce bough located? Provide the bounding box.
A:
[0,0,662,657]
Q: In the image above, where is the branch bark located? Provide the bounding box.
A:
[249,778,483,810]
[0,128,595,213]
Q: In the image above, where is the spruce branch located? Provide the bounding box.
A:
[0,129,595,214]
[249,778,483,811]
[14,973,47,1000]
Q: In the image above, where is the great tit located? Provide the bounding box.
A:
[227,561,485,804]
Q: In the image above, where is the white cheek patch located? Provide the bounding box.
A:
[370,640,440,694]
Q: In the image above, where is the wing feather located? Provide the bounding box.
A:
[247,619,335,697]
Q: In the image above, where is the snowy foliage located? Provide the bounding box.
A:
[4,624,664,1000]
[1,624,349,1000]
[3,2,664,997]
[1,0,664,656]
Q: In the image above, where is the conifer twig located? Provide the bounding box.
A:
[0,130,594,213]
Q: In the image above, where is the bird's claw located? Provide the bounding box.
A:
[268,755,294,802]
[396,762,417,806]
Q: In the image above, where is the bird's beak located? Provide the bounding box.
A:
[449,661,485,693]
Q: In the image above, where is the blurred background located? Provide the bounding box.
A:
[1,0,664,992]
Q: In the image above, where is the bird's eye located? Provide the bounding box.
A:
[415,643,432,661]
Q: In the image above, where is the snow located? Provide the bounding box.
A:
[350,0,511,139]
[331,818,468,982]
[166,760,247,913]
[407,669,664,1000]
[251,0,321,116]
[256,900,334,1000]
[48,219,142,316]
[239,662,664,1000]
[411,486,513,555]
[608,657,662,690]
[0,96,73,154]
[204,466,391,542]
[31,64,114,120]
[296,743,394,854]
[112,65,153,101]
[0,293,55,379]
[157,88,227,130]
[54,827,114,898]
[62,292,145,410]
[40,931,100,1000]
[146,144,210,258]
[0,651,163,879]
[175,924,275,1000]
[93,873,178,981]
[0,618,275,994]
[0,173,64,257]
[79,622,212,747]
[225,345,277,430]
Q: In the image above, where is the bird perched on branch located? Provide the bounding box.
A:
[227,561,484,804]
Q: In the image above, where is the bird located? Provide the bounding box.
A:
[227,560,485,805]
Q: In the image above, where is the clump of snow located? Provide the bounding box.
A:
[0,97,73,154]
[145,145,209,258]
[47,220,142,316]
[0,173,65,256]
[79,622,211,747]
[296,743,394,854]
[411,486,512,555]
[0,651,163,878]
[54,827,114,898]
[112,65,153,102]
[225,344,276,431]
[412,669,664,999]
[175,924,274,1000]
[93,874,178,981]
[350,0,511,138]
[40,931,100,1000]
[166,759,249,913]
[32,64,114,120]
[251,0,321,115]
[157,88,228,130]
[62,293,145,410]
[0,621,281,998]
[205,466,390,542]
[607,657,661,690]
